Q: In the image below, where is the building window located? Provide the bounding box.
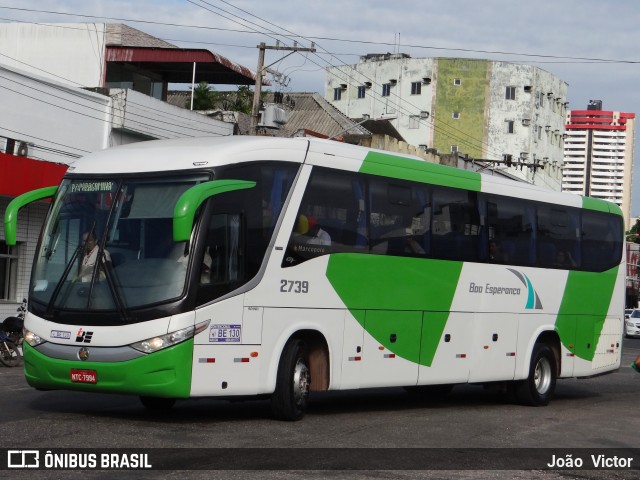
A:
[333,88,342,101]
[505,120,515,134]
[505,86,516,100]
[411,82,422,95]
[0,241,18,301]
[409,115,420,129]
[453,78,462,86]
[382,83,391,97]
[451,145,458,153]
[452,112,460,120]
[357,86,366,99]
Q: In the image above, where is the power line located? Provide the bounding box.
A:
[1,6,639,65]
[189,1,502,158]
[0,5,592,161]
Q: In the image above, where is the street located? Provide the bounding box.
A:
[0,340,639,479]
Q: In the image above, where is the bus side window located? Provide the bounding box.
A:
[283,167,361,267]
[537,205,580,269]
[581,210,622,272]
[431,187,480,262]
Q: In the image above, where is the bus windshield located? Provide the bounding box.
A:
[31,175,207,315]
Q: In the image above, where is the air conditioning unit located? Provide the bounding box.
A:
[522,118,531,126]
[259,104,290,129]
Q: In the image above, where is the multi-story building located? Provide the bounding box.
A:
[326,54,568,190]
[562,100,636,227]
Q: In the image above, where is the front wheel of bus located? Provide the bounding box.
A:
[515,343,556,406]
[271,338,310,421]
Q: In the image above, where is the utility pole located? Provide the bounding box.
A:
[250,42,316,135]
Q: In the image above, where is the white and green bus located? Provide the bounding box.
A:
[4,136,625,420]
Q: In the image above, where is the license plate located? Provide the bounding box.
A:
[70,369,97,384]
[209,324,241,343]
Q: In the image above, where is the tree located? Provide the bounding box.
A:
[627,219,640,244]
[187,82,221,111]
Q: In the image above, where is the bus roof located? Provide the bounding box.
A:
[66,136,310,175]
[65,136,621,216]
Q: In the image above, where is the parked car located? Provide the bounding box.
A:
[625,309,640,338]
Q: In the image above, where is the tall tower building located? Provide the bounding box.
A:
[562,100,636,227]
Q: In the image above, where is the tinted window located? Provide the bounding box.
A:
[537,204,580,269]
[581,210,623,272]
[284,168,365,267]
[486,196,535,265]
[432,187,480,261]
[369,177,430,257]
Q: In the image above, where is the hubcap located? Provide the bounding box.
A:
[292,357,310,407]
[534,356,552,394]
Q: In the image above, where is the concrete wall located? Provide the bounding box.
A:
[0,23,106,88]
[0,64,111,163]
[110,89,233,143]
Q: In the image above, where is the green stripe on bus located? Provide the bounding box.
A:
[23,340,194,397]
[326,255,463,366]
[581,196,620,214]
[554,267,619,361]
[360,151,482,192]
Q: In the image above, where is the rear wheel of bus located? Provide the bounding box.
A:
[271,338,311,421]
[514,342,556,406]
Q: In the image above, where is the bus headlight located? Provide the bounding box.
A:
[130,319,210,354]
[24,328,46,347]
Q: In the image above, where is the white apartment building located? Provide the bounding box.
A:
[563,100,636,227]
[326,54,568,190]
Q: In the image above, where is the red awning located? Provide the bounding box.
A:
[0,153,67,197]
[105,46,263,85]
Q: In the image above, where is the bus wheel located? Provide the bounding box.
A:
[140,396,176,410]
[514,343,556,406]
[271,338,310,421]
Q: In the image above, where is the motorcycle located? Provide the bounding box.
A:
[0,298,25,367]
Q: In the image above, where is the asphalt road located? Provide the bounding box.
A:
[1,340,639,480]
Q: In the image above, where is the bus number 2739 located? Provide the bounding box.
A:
[280,280,309,293]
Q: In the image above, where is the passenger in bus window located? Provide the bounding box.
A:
[403,231,425,255]
[554,250,576,268]
[79,231,111,282]
[488,240,506,263]
[306,216,331,246]
[295,214,331,246]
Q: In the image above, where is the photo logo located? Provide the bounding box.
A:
[507,269,543,309]
[75,328,93,343]
[7,450,39,468]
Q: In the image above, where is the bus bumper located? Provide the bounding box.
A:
[22,340,193,398]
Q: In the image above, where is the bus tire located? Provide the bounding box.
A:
[514,343,556,406]
[140,396,176,410]
[271,338,310,421]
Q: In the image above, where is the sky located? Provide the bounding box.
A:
[2,0,640,213]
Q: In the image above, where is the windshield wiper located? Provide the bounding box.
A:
[45,223,95,317]
[45,243,83,317]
